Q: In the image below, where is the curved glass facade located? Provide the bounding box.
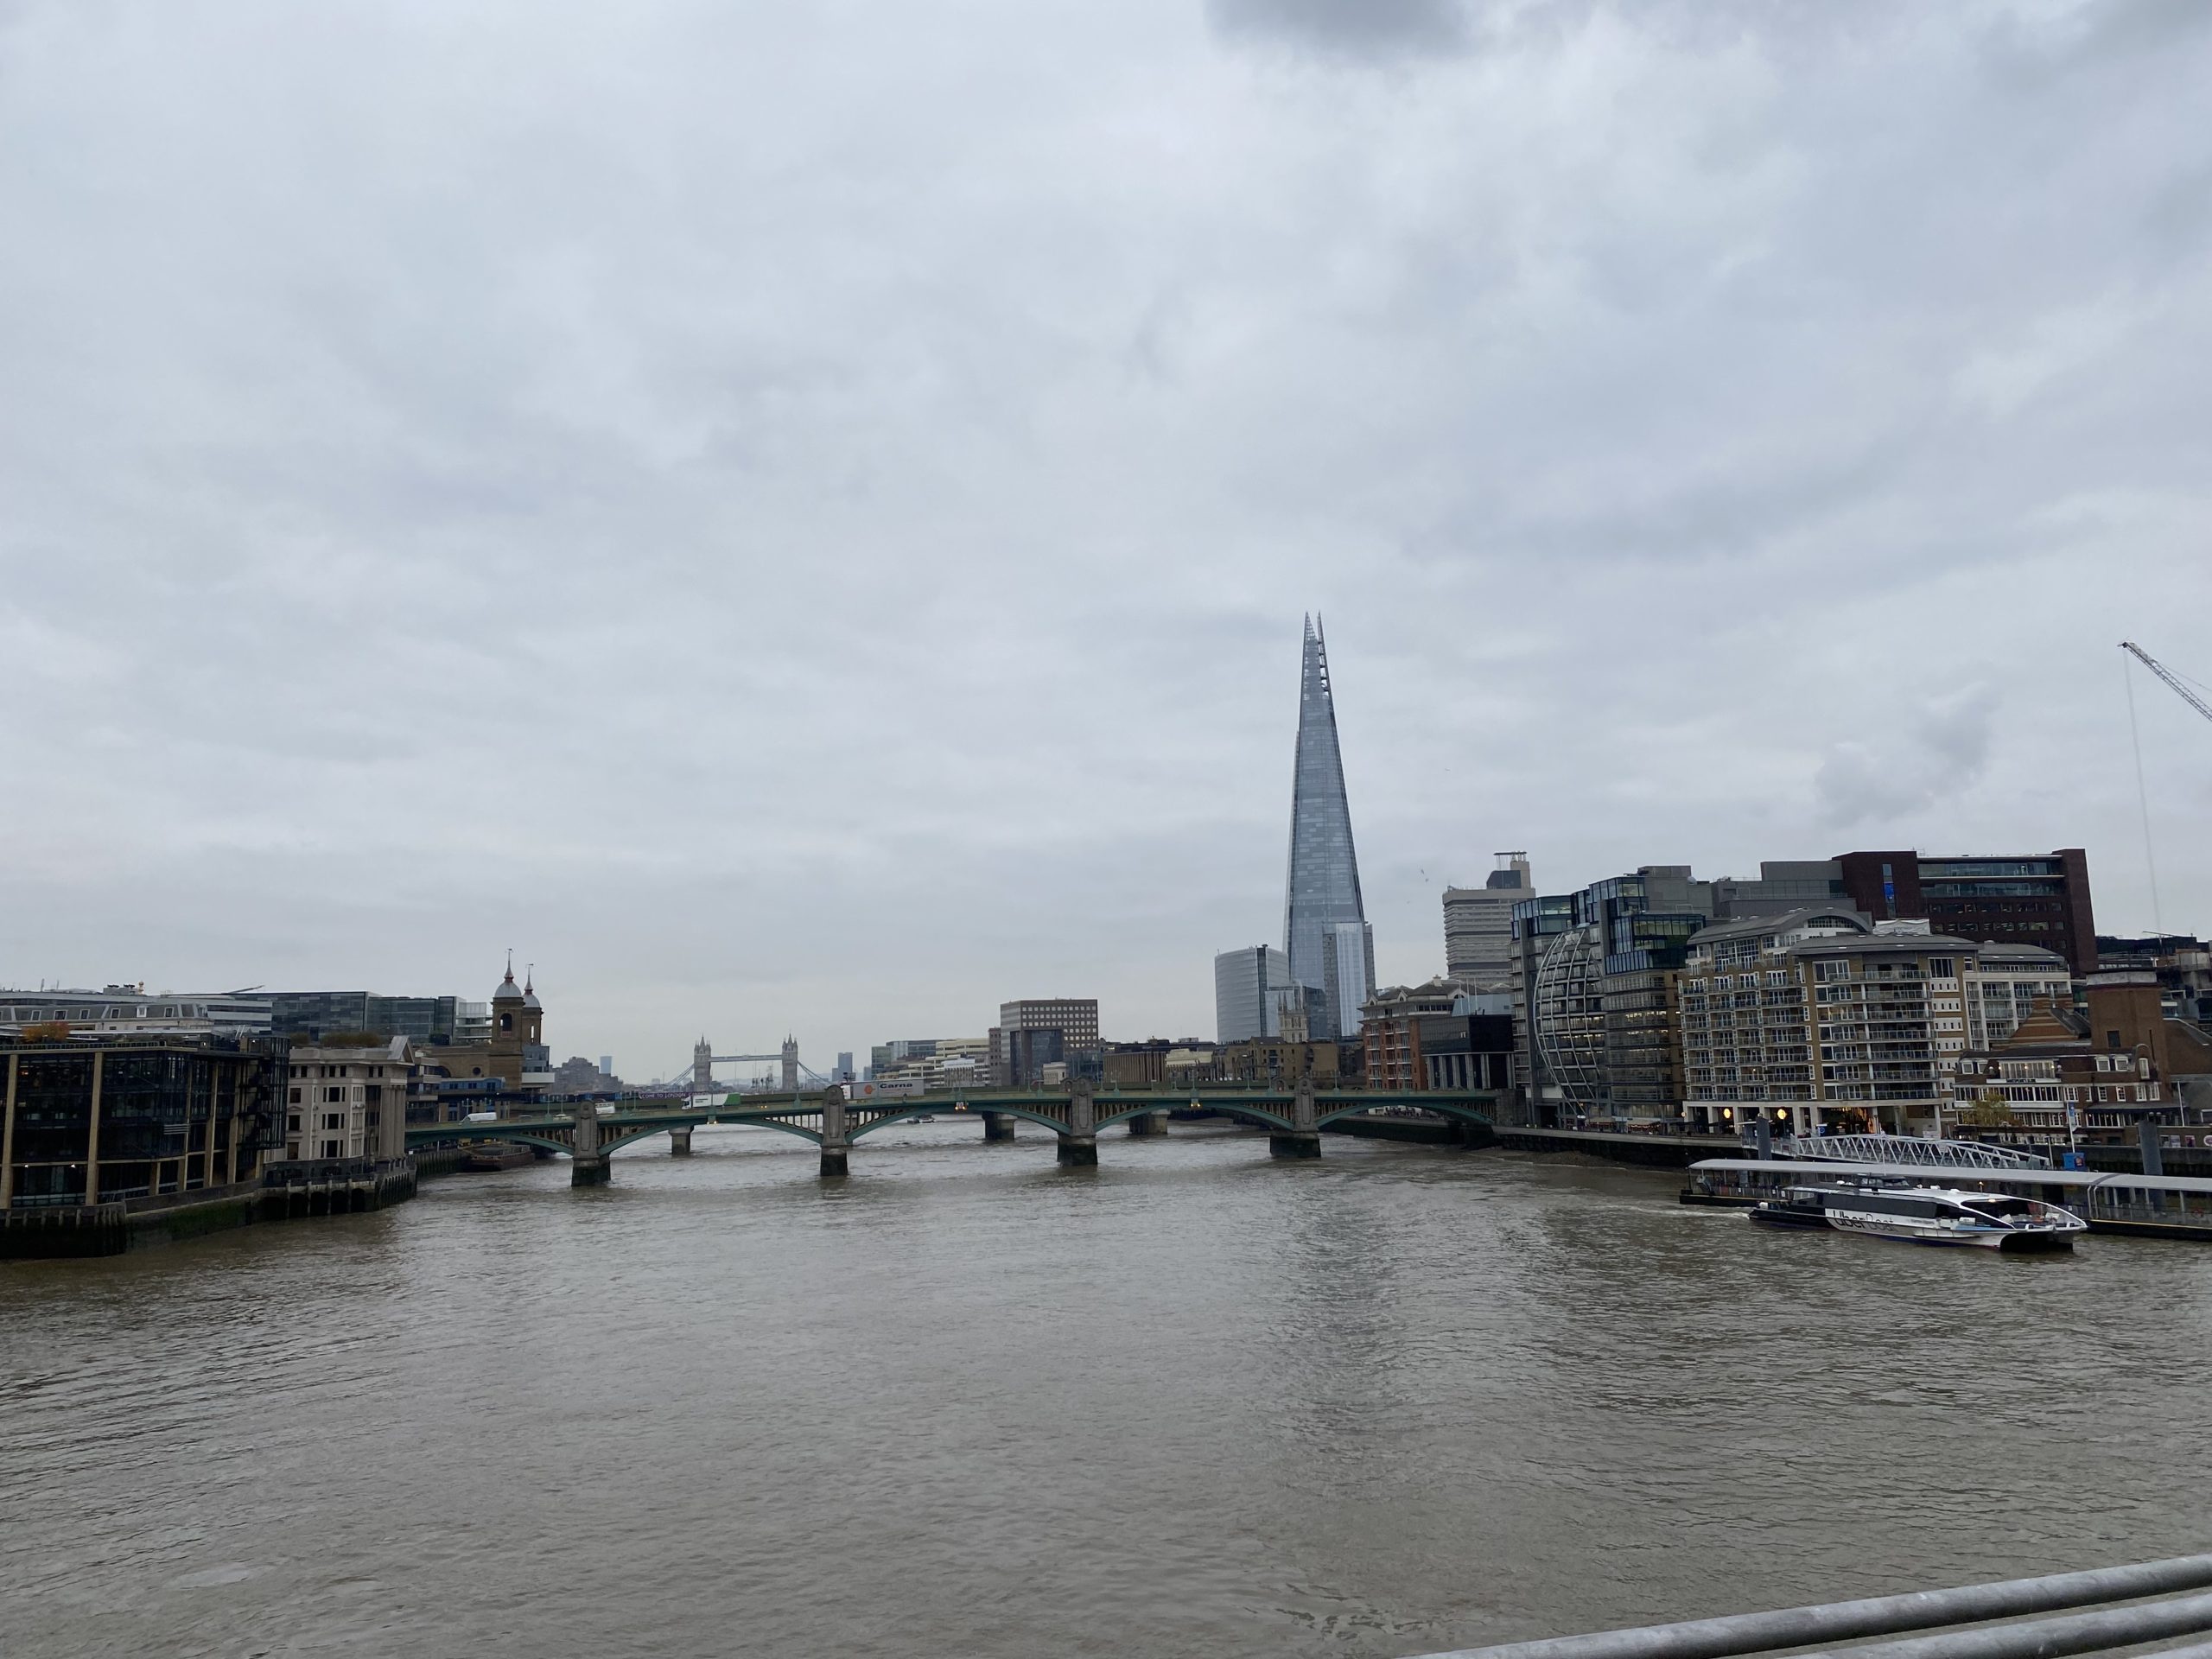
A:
[1532,924,1606,1117]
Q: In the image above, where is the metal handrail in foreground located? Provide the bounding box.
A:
[1411,1553,2212,1659]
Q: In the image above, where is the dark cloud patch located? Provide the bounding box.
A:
[1815,687,2000,829]
[1205,0,1470,57]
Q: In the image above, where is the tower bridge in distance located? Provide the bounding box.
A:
[407,1080,1499,1185]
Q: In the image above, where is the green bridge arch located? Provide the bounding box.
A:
[410,1091,1497,1166]
[849,1103,1063,1141]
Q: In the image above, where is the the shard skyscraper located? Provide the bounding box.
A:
[1282,616,1375,1039]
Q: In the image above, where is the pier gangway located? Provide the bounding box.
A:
[1771,1134,2050,1169]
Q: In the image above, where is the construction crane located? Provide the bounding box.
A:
[2117,640,2210,944]
[2121,641,2212,727]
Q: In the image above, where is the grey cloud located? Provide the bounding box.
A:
[2,2,2209,1066]
[1815,686,1999,829]
[1205,0,1470,56]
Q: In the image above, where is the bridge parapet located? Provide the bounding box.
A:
[1402,1552,2212,1659]
[403,1086,1500,1187]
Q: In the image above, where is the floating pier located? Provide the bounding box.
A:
[1683,1157,2212,1242]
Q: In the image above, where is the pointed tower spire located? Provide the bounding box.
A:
[1282,616,1372,1039]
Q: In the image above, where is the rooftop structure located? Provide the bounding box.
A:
[1442,854,1531,993]
[1834,849,2098,976]
[0,988,270,1041]
[266,991,486,1045]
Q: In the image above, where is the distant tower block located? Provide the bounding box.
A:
[780,1036,798,1092]
[693,1038,713,1095]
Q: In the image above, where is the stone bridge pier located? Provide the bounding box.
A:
[571,1103,611,1186]
[1269,1082,1321,1160]
[1058,1084,1097,1166]
[1125,1110,1167,1136]
[819,1089,850,1179]
[981,1111,1017,1142]
[669,1127,693,1157]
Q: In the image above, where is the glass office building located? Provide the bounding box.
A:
[1513,869,1719,1124]
[1214,945,1293,1046]
[1282,617,1371,1039]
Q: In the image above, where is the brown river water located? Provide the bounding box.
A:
[5,1122,2211,1658]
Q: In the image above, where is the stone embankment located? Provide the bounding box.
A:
[1,1159,417,1259]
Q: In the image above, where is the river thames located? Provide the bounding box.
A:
[6,1123,2212,1658]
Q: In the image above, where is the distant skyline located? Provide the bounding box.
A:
[4,3,2210,1074]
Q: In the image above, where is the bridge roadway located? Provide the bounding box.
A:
[407,1080,1499,1185]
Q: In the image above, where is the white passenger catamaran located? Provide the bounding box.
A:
[1751,1179,2086,1252]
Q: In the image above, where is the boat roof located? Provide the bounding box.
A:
[1694,1158,2212,1196]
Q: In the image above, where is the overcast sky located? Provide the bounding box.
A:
[4,0,2209,1080]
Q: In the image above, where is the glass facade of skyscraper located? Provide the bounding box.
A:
[1281,617,1370,1039]
[1214,945,1292,1046]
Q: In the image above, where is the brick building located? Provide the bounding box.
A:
[1950,970,2212,1141]
[1360,979,1513,1092]
[1835,849,2096,976]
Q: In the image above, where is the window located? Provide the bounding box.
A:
[321,1139,340,1159]
[2107,1030,2123,1052]
[323,1113,342,1131]
[289,1087,301,1103]
[2094,1055,2111,1072]
[288,1114,302,1131]
[1815,960,1850,982]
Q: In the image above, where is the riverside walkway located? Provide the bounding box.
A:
[407,1081,1498,1185]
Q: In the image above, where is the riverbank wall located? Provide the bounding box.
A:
[1324,1115,1495,1148]
[411,1145,469,1178]
[1,1159,418,1260]
[1493,1126,1742,1169]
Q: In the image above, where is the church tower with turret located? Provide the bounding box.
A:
[489,959,527,1090]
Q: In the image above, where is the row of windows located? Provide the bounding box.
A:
[284,1112,352,1132]
[1954,1082,2164,1103]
